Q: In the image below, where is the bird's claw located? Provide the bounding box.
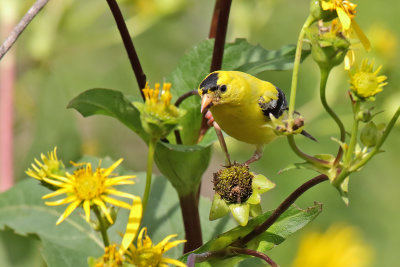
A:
[205,110,215,126]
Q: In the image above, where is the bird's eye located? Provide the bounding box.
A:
[220,85,227,93]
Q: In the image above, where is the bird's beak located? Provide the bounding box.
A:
[200,94,213,113]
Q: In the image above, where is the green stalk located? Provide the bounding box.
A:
[288,15,315,121]
[287,135,330,166]
[143,139,156,214]
[343,102,360,165]
[350,106,400,172]
[319,67,346,164]
[93,206,110,247]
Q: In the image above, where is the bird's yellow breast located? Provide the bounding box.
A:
[210,71,279,145]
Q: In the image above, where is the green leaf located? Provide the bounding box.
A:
[0,179,103,267]
[180,203,322,267]
[223,39,310,74]
[154,141,212,196]
[0,157,236,266]
[67,88,148,141]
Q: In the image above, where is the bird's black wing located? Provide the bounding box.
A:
[258,87,287,119]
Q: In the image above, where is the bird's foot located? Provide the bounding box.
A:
[244,146,264,165]
[205,110,215,126]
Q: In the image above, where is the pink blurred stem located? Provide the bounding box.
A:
[0,32,16,191]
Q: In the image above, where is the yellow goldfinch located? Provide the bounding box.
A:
[198,71,291,164]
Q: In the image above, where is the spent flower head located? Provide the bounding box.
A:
[210,164,275,226]
[291,223,374,267]
[42,158,136,225]
[26,147,65,182]
[349,59,388,100]
[133,82,186,140]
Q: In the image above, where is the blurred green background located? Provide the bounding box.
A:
[1,0,399,266]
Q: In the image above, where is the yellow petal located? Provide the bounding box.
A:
[161,257,188,267]
[44,195,77,205]
[101,195,131,210]
[337,7,351,30]
[137,228,148,249]
[163,240,186,253]
[102,158,123,177]
[104,175,135,186]
[120,196,142,254]
[83,200,91,222]
[352,19,371,51]
[154,234,178,250]
[55,200,81,225]
[344,50,355,70]
[104,188,136,199]
[41,188,70,199]
[93,199,113,224]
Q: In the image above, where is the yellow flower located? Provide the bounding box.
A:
[321,0,356,28]
[26,147,65,181]
[42,158,136,225]
[95,244,123,267]
[94,197,185,267]
[320,0,370,50]
[133,82,186,139]
[291,223,374,267]
[126,227,186,267]
[94,196,143,267]
[349,59,388,100]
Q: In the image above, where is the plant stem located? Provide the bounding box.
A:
[287,135,330,166]
[0,0,49,60]
[288,15,315,121]
[142,139,156,214]
[175,90,199,107]
[209,0,221,38]
[106,0,146,100]
[213,122,232,166]
[344,102,360,165]
[319,68,346,165]
[232,174,328,247]
[229,247,278,267]
[348,106,400,173]
[209,0,232,72]
[179,190,203,253]
[93,206,110,247]
[173,90,199,144]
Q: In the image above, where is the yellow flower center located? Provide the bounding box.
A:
[353,72,379,93]
[73,166,104,200]
[130,247,163,267]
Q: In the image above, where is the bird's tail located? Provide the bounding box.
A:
[300,130,317,142]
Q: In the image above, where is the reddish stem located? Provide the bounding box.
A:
[209,0,232,72]
[106,0,146,99]
[179,191,203,252]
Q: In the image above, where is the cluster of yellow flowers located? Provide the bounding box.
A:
[26,148,186,267]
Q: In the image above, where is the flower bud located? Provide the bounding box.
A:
[356,109,372,122]
[310,0,336,22]
[360,121,382,147]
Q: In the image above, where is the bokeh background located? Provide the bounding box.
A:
[0,0,399,266]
